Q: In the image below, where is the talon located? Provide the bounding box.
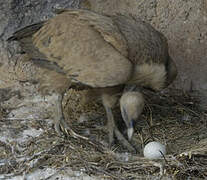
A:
[55,119,88,140]
[64,128,69,135]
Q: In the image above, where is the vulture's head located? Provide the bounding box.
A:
[120,91,145,140]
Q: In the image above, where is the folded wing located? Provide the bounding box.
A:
[9,9,132,88]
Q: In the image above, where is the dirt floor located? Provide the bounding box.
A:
[0,88,207,179]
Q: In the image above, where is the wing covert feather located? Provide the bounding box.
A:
[31,9,132,88]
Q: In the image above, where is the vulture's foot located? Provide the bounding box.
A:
[55,117,88,140]
[107,117,136,153]
[54,117,69,136]
[114,125,136,153]
[54,93,88,140]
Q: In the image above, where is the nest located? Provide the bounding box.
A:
[0,88,207,179]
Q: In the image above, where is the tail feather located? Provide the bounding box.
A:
[7,21,45,41]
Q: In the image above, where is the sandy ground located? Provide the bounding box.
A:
[0,88,99,179]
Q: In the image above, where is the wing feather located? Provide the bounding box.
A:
[30,9,132,88]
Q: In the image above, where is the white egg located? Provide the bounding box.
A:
[143,141,166,159]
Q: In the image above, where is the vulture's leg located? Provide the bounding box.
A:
[54,93,67,135]
[102,93,119,145]
[54,93,88,140]
[102,94,136,152]
[114,127,136,152]
[102,101,115,145]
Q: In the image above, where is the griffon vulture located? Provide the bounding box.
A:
[8,9,177,152]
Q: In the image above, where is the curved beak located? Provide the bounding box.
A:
[121,107,134,141]
[127,120,134,141]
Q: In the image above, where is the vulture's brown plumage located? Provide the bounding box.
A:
[8,9,177,152]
